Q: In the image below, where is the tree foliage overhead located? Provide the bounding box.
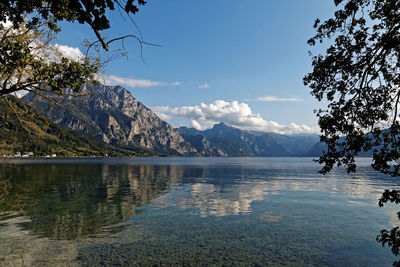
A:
[0,0,148,98]
[0,0,147,50]
[305,0,400,265]
[304,0,400,177]
[0,22,98,97]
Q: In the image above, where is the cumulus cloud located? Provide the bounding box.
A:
[0,19,12,28]
[191,120,206,130]
[157,113,172,121]
[199,83,210,89]
[0,19,85,63]
[152,100,319,134]
[54,44,85,61]
[32,43,86,64]
[102,74,165,88]
[256,96,303,102]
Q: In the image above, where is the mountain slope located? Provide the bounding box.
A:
[178,123,320,157]
[268,133,320,156]
[24,85,198,156]
[0,96,153,157]
[179,134,228,156]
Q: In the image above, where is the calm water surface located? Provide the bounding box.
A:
[0,157,399,266]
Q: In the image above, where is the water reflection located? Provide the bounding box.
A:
[155,181,269,217]
[154,164,398,217]
[1,160,398,231]
[0,163,184,239]
[0,158,399,266]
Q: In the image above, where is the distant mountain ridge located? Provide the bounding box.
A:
[24,85,197,156]
[178,122,320,157]
[22,84,322,157]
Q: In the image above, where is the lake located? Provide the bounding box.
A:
[0,157,398,266]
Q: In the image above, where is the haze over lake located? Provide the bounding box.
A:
[0,157,398,266]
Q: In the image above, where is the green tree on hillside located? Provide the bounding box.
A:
[304,0,400,265]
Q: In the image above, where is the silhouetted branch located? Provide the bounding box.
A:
[85,34,161,62]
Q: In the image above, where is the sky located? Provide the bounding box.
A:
[55,0,337,134]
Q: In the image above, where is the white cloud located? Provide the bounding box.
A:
[172,81,181,86]
[256,96,303,102]
[152,106,171,113]
[0,19,12,28]
[191,120,205,130]
[54,44,85,62]
[0,19,85,63]
[199,83,210,89]
[152,100,319,134]
[33,43,86,64]
[157,113,172,121]
[102,74,165,88]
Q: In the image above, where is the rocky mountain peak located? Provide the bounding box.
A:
[24,84,198,156]
[212,122,229,129]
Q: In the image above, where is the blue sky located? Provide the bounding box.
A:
[56,0,336,134]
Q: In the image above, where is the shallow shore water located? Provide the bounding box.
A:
[0,157,398,266]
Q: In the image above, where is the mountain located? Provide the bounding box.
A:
[21,84,320,157]
[267,133,321,156]
[178,122,320,157]
[306,142,326,157]
[0,96,153,157]
[23,85,197,156]
[305,135,375,157]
